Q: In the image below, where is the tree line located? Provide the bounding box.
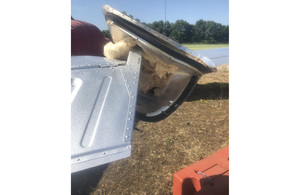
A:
[102,19,229,44]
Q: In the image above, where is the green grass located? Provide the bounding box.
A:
[182,43,229,50]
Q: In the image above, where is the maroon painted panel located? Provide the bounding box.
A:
[71,19,109,57]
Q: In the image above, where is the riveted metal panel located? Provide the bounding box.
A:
[71,48,142,173]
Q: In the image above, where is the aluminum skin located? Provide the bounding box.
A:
[71,48,142,173]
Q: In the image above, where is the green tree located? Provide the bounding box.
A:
[148,20,164,34]
[220,25,229,43]
[192,19,206,42]
[101,30,111,39]
[164,21,173,37]
[149,20,173,36]
[192,20,229,43]
[170,20,193,43]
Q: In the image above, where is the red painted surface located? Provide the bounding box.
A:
[71,19,109,57]
[173,147,229,195]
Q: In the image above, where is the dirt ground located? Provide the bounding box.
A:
[71,64,229,195]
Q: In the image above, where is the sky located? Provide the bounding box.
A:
[71,0,229,30]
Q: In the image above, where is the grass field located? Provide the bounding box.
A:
[182,43,229,50]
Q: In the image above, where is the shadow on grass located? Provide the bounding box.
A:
[186,82,229,101]
[71,163,109,195]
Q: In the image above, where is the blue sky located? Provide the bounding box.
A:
[71,0,229,30]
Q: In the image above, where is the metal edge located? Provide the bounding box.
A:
[102,5,215,74]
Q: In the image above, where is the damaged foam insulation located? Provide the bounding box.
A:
[104,38,137,60]
[104,38,178,97]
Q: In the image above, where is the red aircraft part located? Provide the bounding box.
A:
[173,147,229,195]
[71,19,109,56]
